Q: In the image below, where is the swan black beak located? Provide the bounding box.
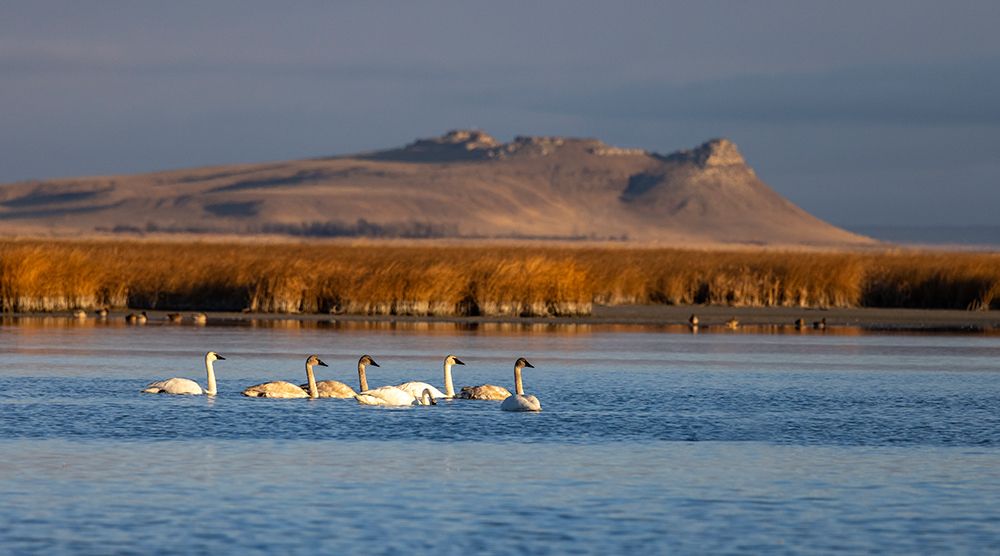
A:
[369,360,380,367]
[453,357,465,365]
[216,355,226,360]
[524,360,535,368]
[317,359,328,367]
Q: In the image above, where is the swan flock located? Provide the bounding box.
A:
[143,352,542,411]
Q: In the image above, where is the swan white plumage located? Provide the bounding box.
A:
[500,357,541,412]
[298,354,375,398]
[351,356,421,406]
[242,355,327,398]
[395,354,464,399]
[355,385,420,406]
[142,351,225,395]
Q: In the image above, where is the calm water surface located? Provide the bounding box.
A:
[1,319,999,554]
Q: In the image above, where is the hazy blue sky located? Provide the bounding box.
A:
[2,1,998,228]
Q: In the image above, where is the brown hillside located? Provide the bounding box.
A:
[0,130,872,246]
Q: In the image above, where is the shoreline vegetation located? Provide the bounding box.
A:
[1,239,998,318]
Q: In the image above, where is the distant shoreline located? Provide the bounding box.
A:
[8,305,999,333]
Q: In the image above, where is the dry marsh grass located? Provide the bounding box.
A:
[0,240,998,316]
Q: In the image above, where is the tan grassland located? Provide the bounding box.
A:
[1,239,998,316]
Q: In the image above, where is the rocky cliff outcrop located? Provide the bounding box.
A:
[0,130,872,246]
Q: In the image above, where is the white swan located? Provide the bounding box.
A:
[500,357,541,412]
[352,356,421,406]
[395,354,464,399]
[299,354,374,398]
[142,351,225,395]
[242,355,327,398]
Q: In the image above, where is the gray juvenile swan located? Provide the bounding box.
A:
[299,354,377,398]
[395,354,464,399]
[417,388,437,406]
[500,357,541,412]
[242,355,327,398]
[458,355,512,400]
[142,351,225,395]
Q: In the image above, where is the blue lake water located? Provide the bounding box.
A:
[1,318,999,554]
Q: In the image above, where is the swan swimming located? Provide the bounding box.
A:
[142,351,225,395]
[417,388,437,406]
[242,355,327,398]
[457,355,512,400]
[500,357,541,412]
[352,356,421,406]
[395,354,464,399]
[298,354,375,398]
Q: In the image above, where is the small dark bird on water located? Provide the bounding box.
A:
[813,317,827,330]
[794,318,806,330]
[125,311,148,325]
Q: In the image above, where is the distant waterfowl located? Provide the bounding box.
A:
[125,311,148,324]
[725,317,740,330]
[500,357,541,412]
[298,354,376,398]
[242,355,327,398]
[396,354,463,399]
[795,318,806,330]
[142,351,225,395]
[167,313,183,323]
[192,312,208,325]
[95,307,109,319]
[813,317,827,330]
[72,309,87,320]
[688,314,699,327]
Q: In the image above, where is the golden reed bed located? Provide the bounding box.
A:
[0,240,998,316]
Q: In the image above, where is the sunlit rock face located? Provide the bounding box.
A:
[0,130,872,246]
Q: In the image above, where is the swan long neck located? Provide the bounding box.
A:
[514,364,525,396]
[305,362,318,399]
[358,362,369,392]
[443,361,455,398]
[204,355,217,396]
